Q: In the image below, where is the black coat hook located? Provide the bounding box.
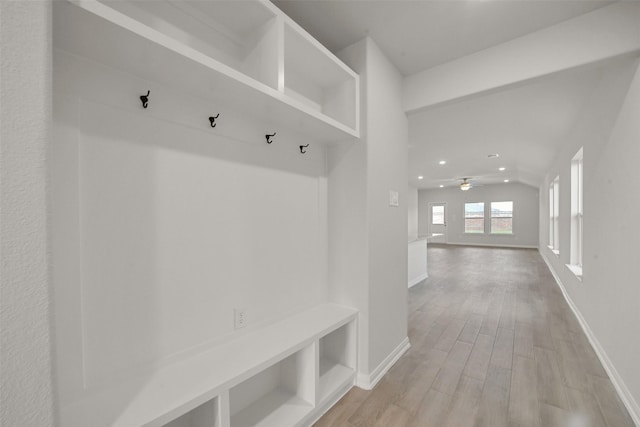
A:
[300,144,309,154]
[265,132,276,144]
[209,114,220,128]
[140,90,150,109]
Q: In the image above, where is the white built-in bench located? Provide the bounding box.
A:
[61,303,358,427]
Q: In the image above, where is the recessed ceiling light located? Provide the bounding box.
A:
[439,160,446,165]
[499,167,506,171]
[504,179,510,183]
[418,176,423,180]
[439,185,444,188]
[488,153,499,158]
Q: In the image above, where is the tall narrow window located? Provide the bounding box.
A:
[432,205,444,225]
[549,182,554,247]
[570,148,583,273]
[464,202,484,233]
[491,201,513,234]
[549,176,560,254]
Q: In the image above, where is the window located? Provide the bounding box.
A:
[432,205,444,225]
[570,148,583,271]
[549,182,554,247]
[491,201,513,234]
[549,176,560,253]
[464,202,484,233]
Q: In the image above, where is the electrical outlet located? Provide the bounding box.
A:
[234,308,247,329]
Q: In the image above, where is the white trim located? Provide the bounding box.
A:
[565,263,583,281]
[540,251,640,427]
[356,337,410,390]
[301,380,353,427]
[409,272,428,288]
[441,242,538,249]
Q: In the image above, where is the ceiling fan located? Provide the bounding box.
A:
[458,177,482,191]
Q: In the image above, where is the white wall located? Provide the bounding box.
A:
[0,2,56,426]
[539,58,640,423]
[51,50,329,406]
[408,185,418,241]
[331,37,408,385]
[365,39,409,374]
[418,182,539,248]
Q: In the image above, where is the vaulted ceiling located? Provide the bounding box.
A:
[273,0,635,190]
[273,0,611,76]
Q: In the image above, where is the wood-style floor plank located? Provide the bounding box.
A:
[408,389,452,427]
[509,355,540,426]
[490,327,514,370]
[442,375,483,427]
[458,313,483,344]
[462,333,494,381]
[565,386,607,427]
[534,346,569,410]
[393,362,440,414]
[589,374,636,427]
[315,246,634,427]
[514,321,534,359]
[372,403,411,427]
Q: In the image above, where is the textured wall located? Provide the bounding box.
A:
[0,1,56,426]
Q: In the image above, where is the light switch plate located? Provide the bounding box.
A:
[389,190,399,207]
[234,308,247,329]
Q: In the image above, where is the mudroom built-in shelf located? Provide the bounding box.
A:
[53,0,359,144]
[58,304,358,427]
[163,397,221,427]
[229,347,315,427]
[52,1,361,426]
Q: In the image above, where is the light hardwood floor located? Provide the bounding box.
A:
[314,245,635,427]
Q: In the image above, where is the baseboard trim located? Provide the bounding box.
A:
[539,250,640,427]
[442,242,538,249]
[409,272,428,288]
[302,380,353,427]
[356,337,410,390]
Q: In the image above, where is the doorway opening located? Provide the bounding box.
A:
[428,202,447,243]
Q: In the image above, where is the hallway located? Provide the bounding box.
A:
[315,245,635,426]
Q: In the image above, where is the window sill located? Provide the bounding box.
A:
[489,233,514,236]
[547,246,559,256]
[464,232,484,235]
[566,264,583,281]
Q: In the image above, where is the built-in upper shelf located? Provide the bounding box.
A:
[53,0,360,143]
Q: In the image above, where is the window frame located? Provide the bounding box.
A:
[549,176,560,255]
[490,201,513,235]
[464,202,485,234]
[570,148,583,274]
[549,182,554,247]
[431,205,445,225]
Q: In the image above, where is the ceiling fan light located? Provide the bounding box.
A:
[460,182,471,191]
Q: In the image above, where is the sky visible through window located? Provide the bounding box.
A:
[432,205,444,225]
[491,201,513,234]
[465,202,484,233]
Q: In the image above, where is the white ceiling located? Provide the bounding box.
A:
[272,0,623,191]
[407,66,604,189]
[273,0,611,76]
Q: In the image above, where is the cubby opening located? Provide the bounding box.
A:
[101,0,280,89]
[283,24,358,129]
[229,346,315,427]
[163,397,220,427]
[318,322,356,403]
